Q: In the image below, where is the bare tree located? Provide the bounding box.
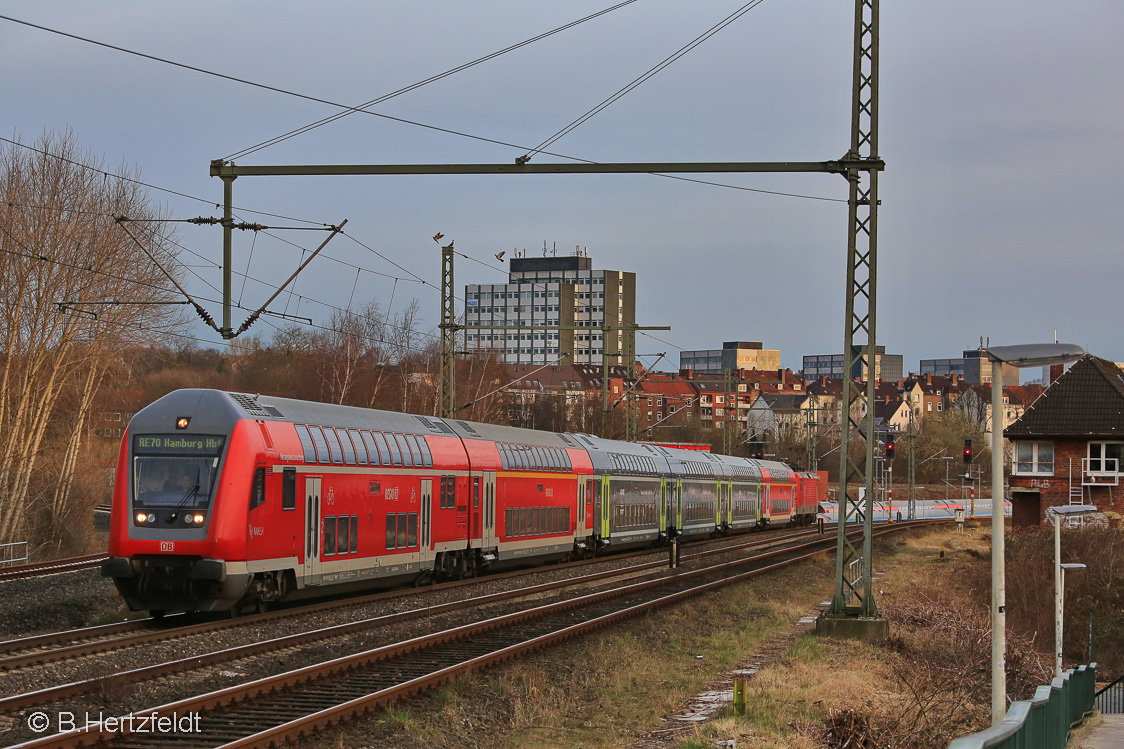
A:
[0,130,185,548]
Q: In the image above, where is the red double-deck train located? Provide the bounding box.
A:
[103,390,821,615]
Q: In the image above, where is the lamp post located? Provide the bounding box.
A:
[985,343,1084,724]
[1051,504,1096,677]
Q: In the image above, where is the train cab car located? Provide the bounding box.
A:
[793,472,822,526]
[568,434,672,550]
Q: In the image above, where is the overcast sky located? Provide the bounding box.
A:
[3,1,1121,374]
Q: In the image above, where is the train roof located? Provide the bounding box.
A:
[564,433,672,477]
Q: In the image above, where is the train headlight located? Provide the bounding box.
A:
[191,514,205,525]
[135,512,152,524]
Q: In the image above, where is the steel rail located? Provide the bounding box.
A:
[7,521,933,748]
[0,524,826,670]
[0,554,106,582]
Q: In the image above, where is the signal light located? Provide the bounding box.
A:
[886,440,895,459]
[748,441,764,460]
[964,438,973,464]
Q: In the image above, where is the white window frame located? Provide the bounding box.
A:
[1087,441,1124,475]
[1012,441,1054,475]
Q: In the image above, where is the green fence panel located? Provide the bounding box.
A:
[948,664,1096,749]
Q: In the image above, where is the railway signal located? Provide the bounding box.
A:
[885,439,895,459]
[964,439,973,464]
[748,441,765,460]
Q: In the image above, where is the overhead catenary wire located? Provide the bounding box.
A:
[523,0,769,160]
[225,1,640,161]
[0,19,843,204]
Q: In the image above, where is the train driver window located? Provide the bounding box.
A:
[337,515,350,555]
[323,516,337,557]
[249,467,266,510]
[282,467,296,510]
[386,514,397,550]
[295,425,317,463]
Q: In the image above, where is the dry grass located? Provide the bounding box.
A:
[305,525,1072,749]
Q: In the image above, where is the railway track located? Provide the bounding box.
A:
[0,555,106,583]
[5,520,934,749]
[0,524,827,673]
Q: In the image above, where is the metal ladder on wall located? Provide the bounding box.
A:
[1069,458,1084,505]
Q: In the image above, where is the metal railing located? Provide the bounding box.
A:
[948,664,1097,749]
[1095,673,1124,714]
[0,541,28,567]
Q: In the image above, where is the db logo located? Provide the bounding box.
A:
[160,541,175,552]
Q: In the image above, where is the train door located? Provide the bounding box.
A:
[576,478,586,537]
[482,472,497,548]
[761,484,771,524]
[675,479,683,531]
[455,475,468,540]
[471,474,482,542]
[419,479,433,567]
[726,481,734,526]
[715,481,723,528]
[600,475,611,539]
[303,476,322,585]
[658,479,667,534]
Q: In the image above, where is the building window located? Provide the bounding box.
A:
[1088,442,1124,474]
[1013,441,1053,475]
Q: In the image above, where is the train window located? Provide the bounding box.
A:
[473,477,480,509]
[498,444,509,470]
[505,508,512,538]
[389,434,411,468]
[407,513,418,547]
[249,467,266,510]
[350,515,358,553]
[386,514,396,550]
[360,431,381,466]
[295,425,317,463]
[397,512,408,549]
[349,430,368,465]
[417,436,433,468]
[565,506,570,530]
[371,432,393,466]
[323,429,345,465]
[510,446,522,471]
[282,467,296,510]
[333,428,356,465]
[323,516,336,557]
[384,432,403,466]
[405,435,424,468]
[309,427,331,464]
[518,507,525,537]
[337,515,350,555]
[439,476,447,509]
[531,446,543,471]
